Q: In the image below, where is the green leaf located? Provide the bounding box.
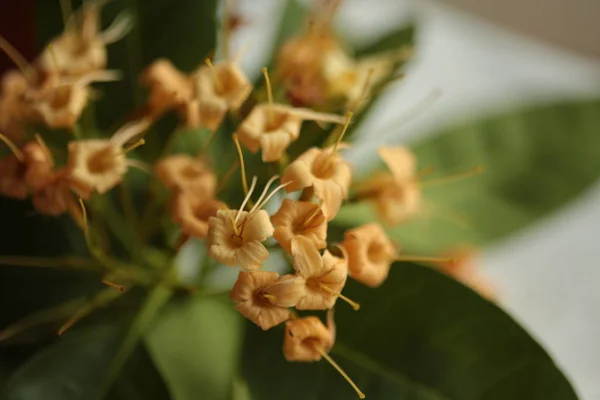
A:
[354,24,415,57]
[146,295,243,400]
[0,325,170,400]
[336,98,600,253]
[241,263,578,399]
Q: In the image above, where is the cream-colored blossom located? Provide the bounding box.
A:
[282,146,351,220]
[207,209,273,270]
[291,236,348,310]
[38,1,132,77]
[230,270,303,330]
[356,146,421,225]
[191,61,252,131]
[236,103,346,162]
[342,223,397,288]
[22,141,54,190]
[67,118,150,198]
[171,193,224,239]
[271,199,327,254]
[283,311,336,362]
[154,154,216,204]
[141,59,193,120]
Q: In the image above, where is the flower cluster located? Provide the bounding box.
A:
[0,1,490,398]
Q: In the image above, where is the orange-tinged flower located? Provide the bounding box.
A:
[207,209,273,270]
[230,270,302,330]
[22,141,54,191]
[191,60,251,131]
[67,118,150,199]
[271,199,327,254]
[342,223,397,288]
[283,311,336,362]
[282,146,351,220]
[236,103,346,162]
[440,245,496,300]
[356,146,421,225]
[154,154,216,204]
[0,70,30,141]
[291,236,349,310]
[141,58,193,120]
[32,169,73,216]
[171,193,224,239]
[38,1,132,77]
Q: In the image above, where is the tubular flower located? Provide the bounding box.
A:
[230,270,304,330]
[356,146,421,225]
[171,193,225,239]
[282,146,351,220]
[32,169,73,216]
[283,311,336,362]
[191,60,252,131]
[154,154,217,204]
[22,141,54,190]
[291,236,349,310]
[0,70,31,141]
[28,70,120,129]
[206,208,273,270]
[141,58,194,121]
[271,199,327,254]
[67,118,150,199]
[0,140,54,199]
[236,103,346,162]
[342,223,397,288]
[37,1,132,77]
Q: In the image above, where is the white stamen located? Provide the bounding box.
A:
[248,175,279,215]
[99,10,134,44]
[235,176,258,224]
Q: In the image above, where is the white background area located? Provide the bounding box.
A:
[232,0,600,398]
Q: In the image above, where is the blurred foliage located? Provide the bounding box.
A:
[336,98,600,254]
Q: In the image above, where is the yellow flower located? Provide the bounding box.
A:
[283,311,336,362]
[37,1,132,77]
[206,208,273,270]
[291,236,350,310]
[282,146,351,220]
[141,59,194,121]
[171,193,224,239]
[154,154,217,205]
[356,146,420,225]
[230,270,303,330]
[342,223,397,288]
[271,199,327,254]
[67,118,150,199]
[236,103,346,162]
[191,60,252,131]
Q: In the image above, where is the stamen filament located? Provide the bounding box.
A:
[314,345,365,399]
[253,182,291,213]
[303,204,322,228]
[48,43,59,71]
[330,111,353,157]
[248,175,279,215]
[416,165,435,180]
[232,134,250,198]
[126,159,152,174]
[124,138,145,153]
[34,133,54,164]
[0,132,24,162]
[59,0,73,28]
[205,58,223,93]
[78,198,90,240]
[57,307,90,337]
[319,284,360,311]
[263,293,277,305]
[420,165,484,187]
[235,176,258,225]
[347,68,374,112]
[102,280,125,292]
[395,255,454,265]
[262,67,275,123]
[0,36,34,83]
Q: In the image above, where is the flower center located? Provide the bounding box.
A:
[311,154,335,179]
[87,145,117,174]
[367,239,389,264]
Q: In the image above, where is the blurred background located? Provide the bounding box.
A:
[234,0,600,398]
[0,0,598,398]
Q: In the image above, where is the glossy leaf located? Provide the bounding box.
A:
[0,325,170,400]
[336,98,600,253]
[241,263,578,399]
[146,295,243,400]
